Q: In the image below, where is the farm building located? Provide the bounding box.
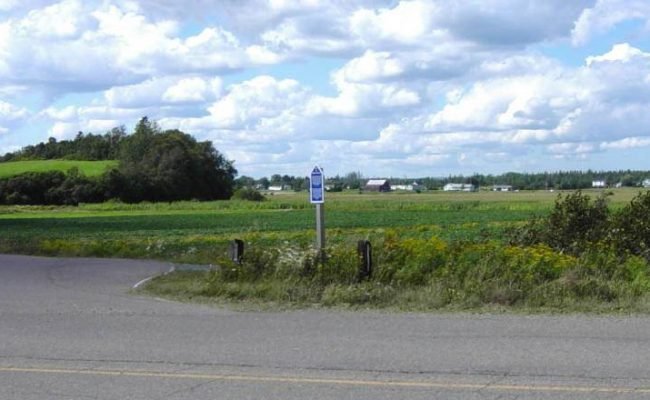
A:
[392,182,420,191]
[364,179,391,192]
[267,185,285,191]
[592,180,606,188]
[643,179,650,188]
[492,185,513,192]
[443,183,477,192]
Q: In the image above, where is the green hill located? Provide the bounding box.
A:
[0,160,117,179]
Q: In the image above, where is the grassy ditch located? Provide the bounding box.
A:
[141,233,650,312]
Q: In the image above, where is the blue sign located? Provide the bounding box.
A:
[310,166,324,204]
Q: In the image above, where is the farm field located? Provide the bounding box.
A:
[0,188,640,263]
[0,159,117,178]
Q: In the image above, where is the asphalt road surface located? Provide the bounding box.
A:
[2,254,650,399]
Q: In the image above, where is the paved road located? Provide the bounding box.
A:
[1,254,650,399]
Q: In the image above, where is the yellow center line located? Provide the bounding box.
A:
[1,366,649,394]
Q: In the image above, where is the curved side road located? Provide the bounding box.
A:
[1,254,650,399]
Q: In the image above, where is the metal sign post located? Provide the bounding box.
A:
[310,166,325,251]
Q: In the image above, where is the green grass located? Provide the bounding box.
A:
[0,190,551,261]
[0,188,640,250]
[0,160,117,178]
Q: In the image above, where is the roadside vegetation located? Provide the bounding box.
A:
[141,190,650,313]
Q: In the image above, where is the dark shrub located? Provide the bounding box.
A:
[232,188,266,202]
[510,191,610,255]
[612,191,650,260]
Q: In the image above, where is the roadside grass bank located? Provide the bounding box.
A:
[140,231,650,313]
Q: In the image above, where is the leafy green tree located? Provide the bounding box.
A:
[110,121,236,202]
[235,175,256,189]
[257,177,270,189]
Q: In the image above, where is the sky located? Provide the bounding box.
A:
[1,0,650,178]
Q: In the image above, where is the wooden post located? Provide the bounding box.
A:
[316,203,325,251]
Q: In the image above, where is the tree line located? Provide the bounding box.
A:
[414,170,650,190]
[237,169,650,192]
[0,127,127,162]
[0,118,236,205]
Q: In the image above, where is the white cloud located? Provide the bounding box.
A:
[0,99,29,136]
[339,43,650,171]
[16,0,86,39]
[204,75,308,130]
[586,43,649,65]
[162,77,222,104]
[547,142,598,155]
[425,74,577,133]
[0,1,270,100]
[572,0,650,46]
[257,0,587,59]
[337,50,404,82]
[48,121,79,139]
[307,65,421,117]
[157,75,312,145]
[350,0,437,45]
[41,105,77,121]
[105,76,222,108]
[0,100,28,121]
[308,82,420,117]
[600,137,650,150]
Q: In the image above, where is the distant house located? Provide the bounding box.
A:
[592,180,606,188]
[268,185,285,191]
[364,179,391,192]
[643,179,650,188]
[492,185,513,192]
[392,182,420,191]
[443,183,477,192]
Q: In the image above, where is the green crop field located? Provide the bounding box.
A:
[0,188,640,264]
[0,160,117,178]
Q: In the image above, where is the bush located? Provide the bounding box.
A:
[510,191,610,255]
[545,191,610,254]
[232,188,266,202]
[0,169,105,205]
[612,191,650,260]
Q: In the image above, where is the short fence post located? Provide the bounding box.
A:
[357,240,372,280]
[229,239,244,264]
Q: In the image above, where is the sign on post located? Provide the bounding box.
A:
[310,166,324,204]
[310,166,325,252]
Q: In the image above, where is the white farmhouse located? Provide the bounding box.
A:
[443,183,477,192]
[392,182,420,191]
[643,179,650,188]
